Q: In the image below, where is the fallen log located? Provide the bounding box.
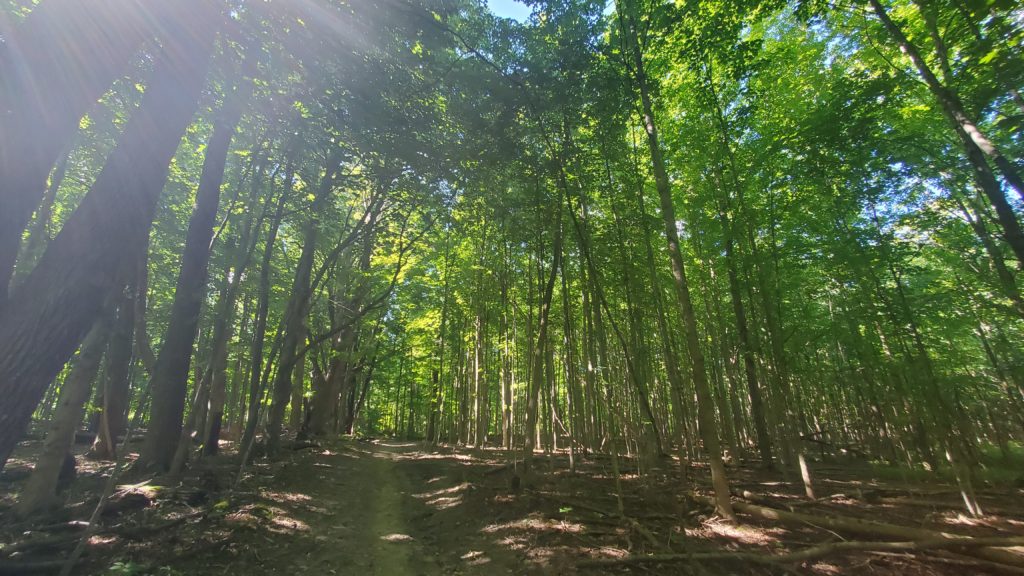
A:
[578,536,1024,570]
[694,495,1024,568]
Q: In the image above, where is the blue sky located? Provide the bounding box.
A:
[487,0,532,21]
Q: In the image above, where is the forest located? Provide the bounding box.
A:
[1,0,1023,573]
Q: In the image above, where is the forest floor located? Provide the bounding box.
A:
[2,437,1024,575]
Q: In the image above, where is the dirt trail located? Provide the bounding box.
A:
[175,440,526,576]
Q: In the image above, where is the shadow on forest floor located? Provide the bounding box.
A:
[2,438,1024,575]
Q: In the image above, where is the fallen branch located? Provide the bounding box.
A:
[578,536,1024,569]
[28,520,90,533]
[876,496,1019,516]
[535,492,617,517]
[694,495,1024,568]
[535,492,664,550]
[931,550,1024,575]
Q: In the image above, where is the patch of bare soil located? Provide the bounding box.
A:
[2,440,1024,575]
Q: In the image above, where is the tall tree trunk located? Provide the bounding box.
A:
[310,349,344,437]
[716,182,773,467]
[0,4,219,471]
[203,162,267,454]
[240,160,293,453]
[427,228,454,444]
[955,194,1024,319]
[500,250,514,451]
[606,190,669,458]
[141,65,249,470]
[265,220,318,452]
[266,153,341,454]
[91,290,136,460]
[523,192,563,476]
[473,311,487,447]
[13,151,68,286]
[289,329,307,434]
[617,0,734,520]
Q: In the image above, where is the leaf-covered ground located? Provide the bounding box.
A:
[2,439,1024,575]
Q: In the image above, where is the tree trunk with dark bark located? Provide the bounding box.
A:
[266,155,341,454]
[141,63,248,471]
[240,164,293,453]
[0,0,174,303]
[91,291,136,460]
[0,3,219,471]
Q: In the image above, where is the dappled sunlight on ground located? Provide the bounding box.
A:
[426,494,463,509]
[259,490,312,503]
[495,533,530,551]
[7,438,1021,576]
[461,549,490,565]
[690,519,786,546]
[396,451,478,462]
[414,481,474,499]
[225,503,310,533]
[810,562,843,574]
[413,481,473,509]
[269,514,310,533]
[482,512,586,535]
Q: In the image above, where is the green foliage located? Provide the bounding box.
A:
[10,0,1024,483]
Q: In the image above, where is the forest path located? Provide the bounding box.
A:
[283,440,440,575]
[170,439,526,576]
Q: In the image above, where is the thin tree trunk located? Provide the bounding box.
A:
[240,161,293,453]
[617,0,734,520]
[266,154,342,454]
[289,328,307,433]
[868,0,1024,265]
[13,151,68,286]
[523,192,563,476]
[15,318,110,517]
[204,163,267,454]
[427,227,454,444]
[91,291,136,460]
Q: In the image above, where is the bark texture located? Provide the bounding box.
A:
[0,0,220,471]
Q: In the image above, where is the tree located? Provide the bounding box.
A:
[0,0,220,470]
